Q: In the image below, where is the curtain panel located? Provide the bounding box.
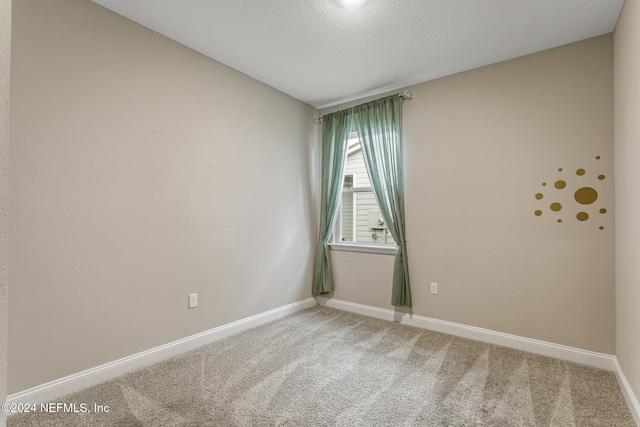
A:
[311,109,352,296]
[353,95,412,307]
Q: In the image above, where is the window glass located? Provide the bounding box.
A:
[334,135,395,246]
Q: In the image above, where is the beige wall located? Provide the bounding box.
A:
[614,0,640,405]
[323,35,615,354]
[0,0,10,422]
[9,0,316,393]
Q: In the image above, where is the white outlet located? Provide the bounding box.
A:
[430,282,438,295]
[189,293,198,309]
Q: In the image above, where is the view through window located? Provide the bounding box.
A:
[334,134,395,247]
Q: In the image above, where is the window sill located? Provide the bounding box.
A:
[329,242,397,255]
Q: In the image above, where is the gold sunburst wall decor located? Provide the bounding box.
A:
[534,155,608,230]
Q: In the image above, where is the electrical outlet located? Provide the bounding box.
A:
[189,293,198,309]
[430,282,438,295]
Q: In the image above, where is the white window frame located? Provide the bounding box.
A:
[330,133,397,255]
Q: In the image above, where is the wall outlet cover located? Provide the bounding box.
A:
[189,293,198,309]
[430,282,438,295]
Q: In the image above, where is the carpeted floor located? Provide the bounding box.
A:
[7,306,636,426]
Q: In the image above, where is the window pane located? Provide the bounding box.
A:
[340,192,353,241]
[336,137,394,246]
[354,191,393,245]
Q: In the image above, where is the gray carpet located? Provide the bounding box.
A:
[8,306,636,426]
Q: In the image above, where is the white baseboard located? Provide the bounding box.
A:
[317,298,617,370]
[6,297,316,406]
[613,357,640,426]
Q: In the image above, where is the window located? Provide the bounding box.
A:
[332,133,396,253]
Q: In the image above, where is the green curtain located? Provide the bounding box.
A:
[312,109,352,296]
[353,95,412,307]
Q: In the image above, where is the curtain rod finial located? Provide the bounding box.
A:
[400,90,414,100]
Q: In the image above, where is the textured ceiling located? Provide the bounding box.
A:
[90,0,624,109]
